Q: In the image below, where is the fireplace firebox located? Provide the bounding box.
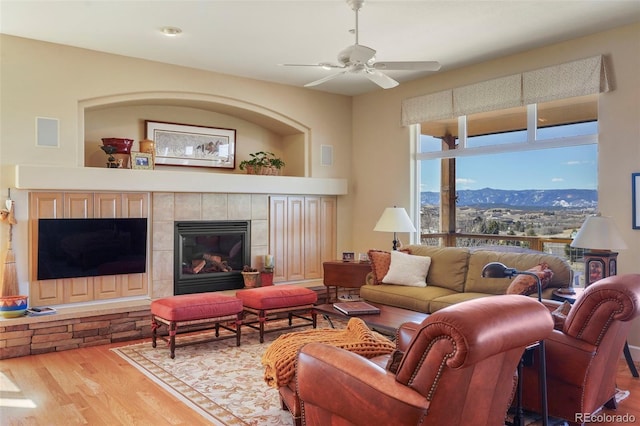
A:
[174,220,250,294]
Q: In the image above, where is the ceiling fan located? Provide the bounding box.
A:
[282,0,441,89]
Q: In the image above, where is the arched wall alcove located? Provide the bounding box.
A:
[79,92,310,177]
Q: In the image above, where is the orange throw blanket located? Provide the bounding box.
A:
[261,317,395,388]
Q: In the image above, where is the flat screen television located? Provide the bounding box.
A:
[37,218,148,280]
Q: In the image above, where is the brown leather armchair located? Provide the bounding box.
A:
[295,295,554,426]
[520,274,640,425]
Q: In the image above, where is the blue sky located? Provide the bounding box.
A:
[420,123,598,192]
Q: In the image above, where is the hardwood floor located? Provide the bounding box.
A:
[1,340,639,425]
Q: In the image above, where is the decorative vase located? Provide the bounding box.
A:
[0,295,28,318]
[241,271,260,288]
[139,139,155,155]
[101,138,134,154]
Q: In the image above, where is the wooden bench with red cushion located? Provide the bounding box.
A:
[151,292,243,358]
[236,285,317,343]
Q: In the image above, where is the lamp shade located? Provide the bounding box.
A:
[570,214,627,250]
[373,207,416,233]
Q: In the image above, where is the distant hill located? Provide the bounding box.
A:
[421,188,597,209]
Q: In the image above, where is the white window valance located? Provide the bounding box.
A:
[401,55,610,126]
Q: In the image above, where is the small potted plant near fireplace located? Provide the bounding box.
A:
[239,151,285,176]
[241,265,260,288]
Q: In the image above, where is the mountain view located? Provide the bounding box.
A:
[421,188,597,209]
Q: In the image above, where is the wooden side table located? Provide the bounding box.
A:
[552,288,639,378]
[322,261,372,303]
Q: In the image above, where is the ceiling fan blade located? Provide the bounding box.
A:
[280,63,344,69]
[304,71,348,87]
[364,70,399,89]
[373,61,441,71]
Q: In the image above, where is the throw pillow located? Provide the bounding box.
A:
[368,250,391,285]
[505,263,554,296]
[551,301,572,330]
[382,250,431,287]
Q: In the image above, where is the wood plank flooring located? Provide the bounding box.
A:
[1,339,639,425]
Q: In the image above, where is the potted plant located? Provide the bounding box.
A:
[239,151,285,176]
[241,265,260,288]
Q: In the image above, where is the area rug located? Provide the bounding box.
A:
[112,317,343,426]
[113,320,629,426]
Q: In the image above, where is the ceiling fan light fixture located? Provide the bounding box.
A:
[160,26,182,37]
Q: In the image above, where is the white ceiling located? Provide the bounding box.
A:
[1,0,639,96]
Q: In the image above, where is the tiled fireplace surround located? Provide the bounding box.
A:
[151,192,270,299]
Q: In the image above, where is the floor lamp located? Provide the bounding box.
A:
[373,206,416,251]
[482,262,548,426]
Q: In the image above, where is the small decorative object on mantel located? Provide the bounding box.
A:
[239,151,285,176]
[241,265,260,288]
[102,138,133,168]
[100,145,120,168]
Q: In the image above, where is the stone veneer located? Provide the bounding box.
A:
[151,192,269,298]
[0,302,152,359]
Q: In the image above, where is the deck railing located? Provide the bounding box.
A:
[420,232,581,262]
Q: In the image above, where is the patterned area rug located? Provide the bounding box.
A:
[112,317,342,426]
[113,318,630,426]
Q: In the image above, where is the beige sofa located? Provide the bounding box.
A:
[360,245,572,314]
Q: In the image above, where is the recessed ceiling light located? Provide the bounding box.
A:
[160,26,182,37]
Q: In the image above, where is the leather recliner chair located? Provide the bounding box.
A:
[520,274,640,425]
[295,295,554,426]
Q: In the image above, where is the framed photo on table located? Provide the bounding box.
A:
[145,120,236,169]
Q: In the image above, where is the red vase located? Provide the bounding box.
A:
[102,138,134,154]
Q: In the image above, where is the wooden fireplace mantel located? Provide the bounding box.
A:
[13,165,348,195]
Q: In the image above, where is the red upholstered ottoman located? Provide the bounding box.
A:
[236,285,317,343]
[151,293,243,358]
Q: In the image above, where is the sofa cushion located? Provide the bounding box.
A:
[506,263,554,296]
[360,283,457,313]
[368,250,391,285]
[465,250,571,294]
[429,292,493,313]
[382,251,431,287]
[404,245,470,292]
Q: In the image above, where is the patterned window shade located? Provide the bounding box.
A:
[401,55,609,126]
[401,89,452,126]
[453,74,522,117]
[523,56,610,104]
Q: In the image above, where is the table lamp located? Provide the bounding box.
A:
[570,214,627,286]
[373,206,416,251]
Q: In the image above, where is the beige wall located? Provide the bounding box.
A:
[351,23,640,351]
[0,34,354,297]
[1,24,639,351]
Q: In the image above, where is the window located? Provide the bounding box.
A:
[416,94,598,253]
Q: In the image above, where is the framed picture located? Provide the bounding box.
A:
[633,173,640,229]
[358,252,369,263]
[131,152,154,170]
[145,120,236,169]
[342,252,355,262]
[587,258,605,285]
